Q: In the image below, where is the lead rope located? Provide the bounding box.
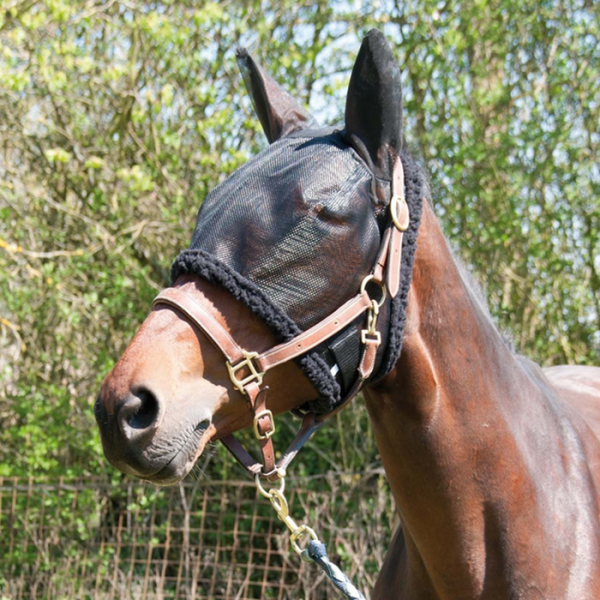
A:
[302,540,367,600]
[255,475,367,600]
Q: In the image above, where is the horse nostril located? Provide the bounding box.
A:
[118,388,161,441]
[129,388,159,429]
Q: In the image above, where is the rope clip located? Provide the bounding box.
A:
[255,475,318,555]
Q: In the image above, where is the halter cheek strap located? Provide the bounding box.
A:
[152,156,409,482]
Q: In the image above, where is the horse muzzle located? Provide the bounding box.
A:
[94,382,211,485]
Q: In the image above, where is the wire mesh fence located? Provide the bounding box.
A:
[0,473,393,600]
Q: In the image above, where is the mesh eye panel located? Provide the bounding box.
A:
[188,130,381,330]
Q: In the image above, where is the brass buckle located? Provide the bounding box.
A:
[226,351,264,394]
[391,194,410,231]
[253,409,275,440]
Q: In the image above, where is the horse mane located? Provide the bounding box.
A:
[452,242,516,353]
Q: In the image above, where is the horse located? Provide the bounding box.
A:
[95,30,600,598]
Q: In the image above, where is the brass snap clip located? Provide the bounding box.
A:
[255,475,319,555]
[361,299,382,345]
[360,275,386,345]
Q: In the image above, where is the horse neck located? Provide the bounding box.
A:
[365,200,531,595]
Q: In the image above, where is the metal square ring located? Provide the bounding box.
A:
[361,330,382,345]
[226,351,264,394]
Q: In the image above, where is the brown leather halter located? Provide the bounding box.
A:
[152,156,409,482]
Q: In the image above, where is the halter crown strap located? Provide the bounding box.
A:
[152,156,409,481]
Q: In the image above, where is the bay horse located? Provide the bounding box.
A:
[95,30,600,598]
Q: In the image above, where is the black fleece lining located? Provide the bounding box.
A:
[170,152,423,415]
[377,151,423,380]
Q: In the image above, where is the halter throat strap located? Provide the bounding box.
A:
[152,156,409,482]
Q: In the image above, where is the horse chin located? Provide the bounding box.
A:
[143,418,213,486]
[100,417,212,486]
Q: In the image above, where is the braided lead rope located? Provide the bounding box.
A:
[255,472,368,599]
[301,540,367,600]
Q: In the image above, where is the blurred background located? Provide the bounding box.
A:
[1,0,598,598]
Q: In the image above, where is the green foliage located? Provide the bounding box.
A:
[0,0,598,485]
[387,0,600,365]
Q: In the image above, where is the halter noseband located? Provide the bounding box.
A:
[152,156,409,482]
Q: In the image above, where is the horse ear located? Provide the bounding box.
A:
[236,48,318,143]
[344,30,403,180]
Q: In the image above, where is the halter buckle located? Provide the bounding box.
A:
[227,351,265,394]
[253,409,275,440]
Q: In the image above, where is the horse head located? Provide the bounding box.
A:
[95,30,422,485]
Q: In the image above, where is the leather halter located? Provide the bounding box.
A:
[152,156,409,482]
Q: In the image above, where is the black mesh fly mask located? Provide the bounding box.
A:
[156,127,423,481]
[170,129,422,414]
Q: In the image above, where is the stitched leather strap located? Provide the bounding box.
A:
[153,287,374,378]
[152,287,245,364]
[387,156,409,298]
[358,337,379,379]
[372,226,391,284]
[255,291,372,372]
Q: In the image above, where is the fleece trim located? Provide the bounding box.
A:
[376,151,424,380]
